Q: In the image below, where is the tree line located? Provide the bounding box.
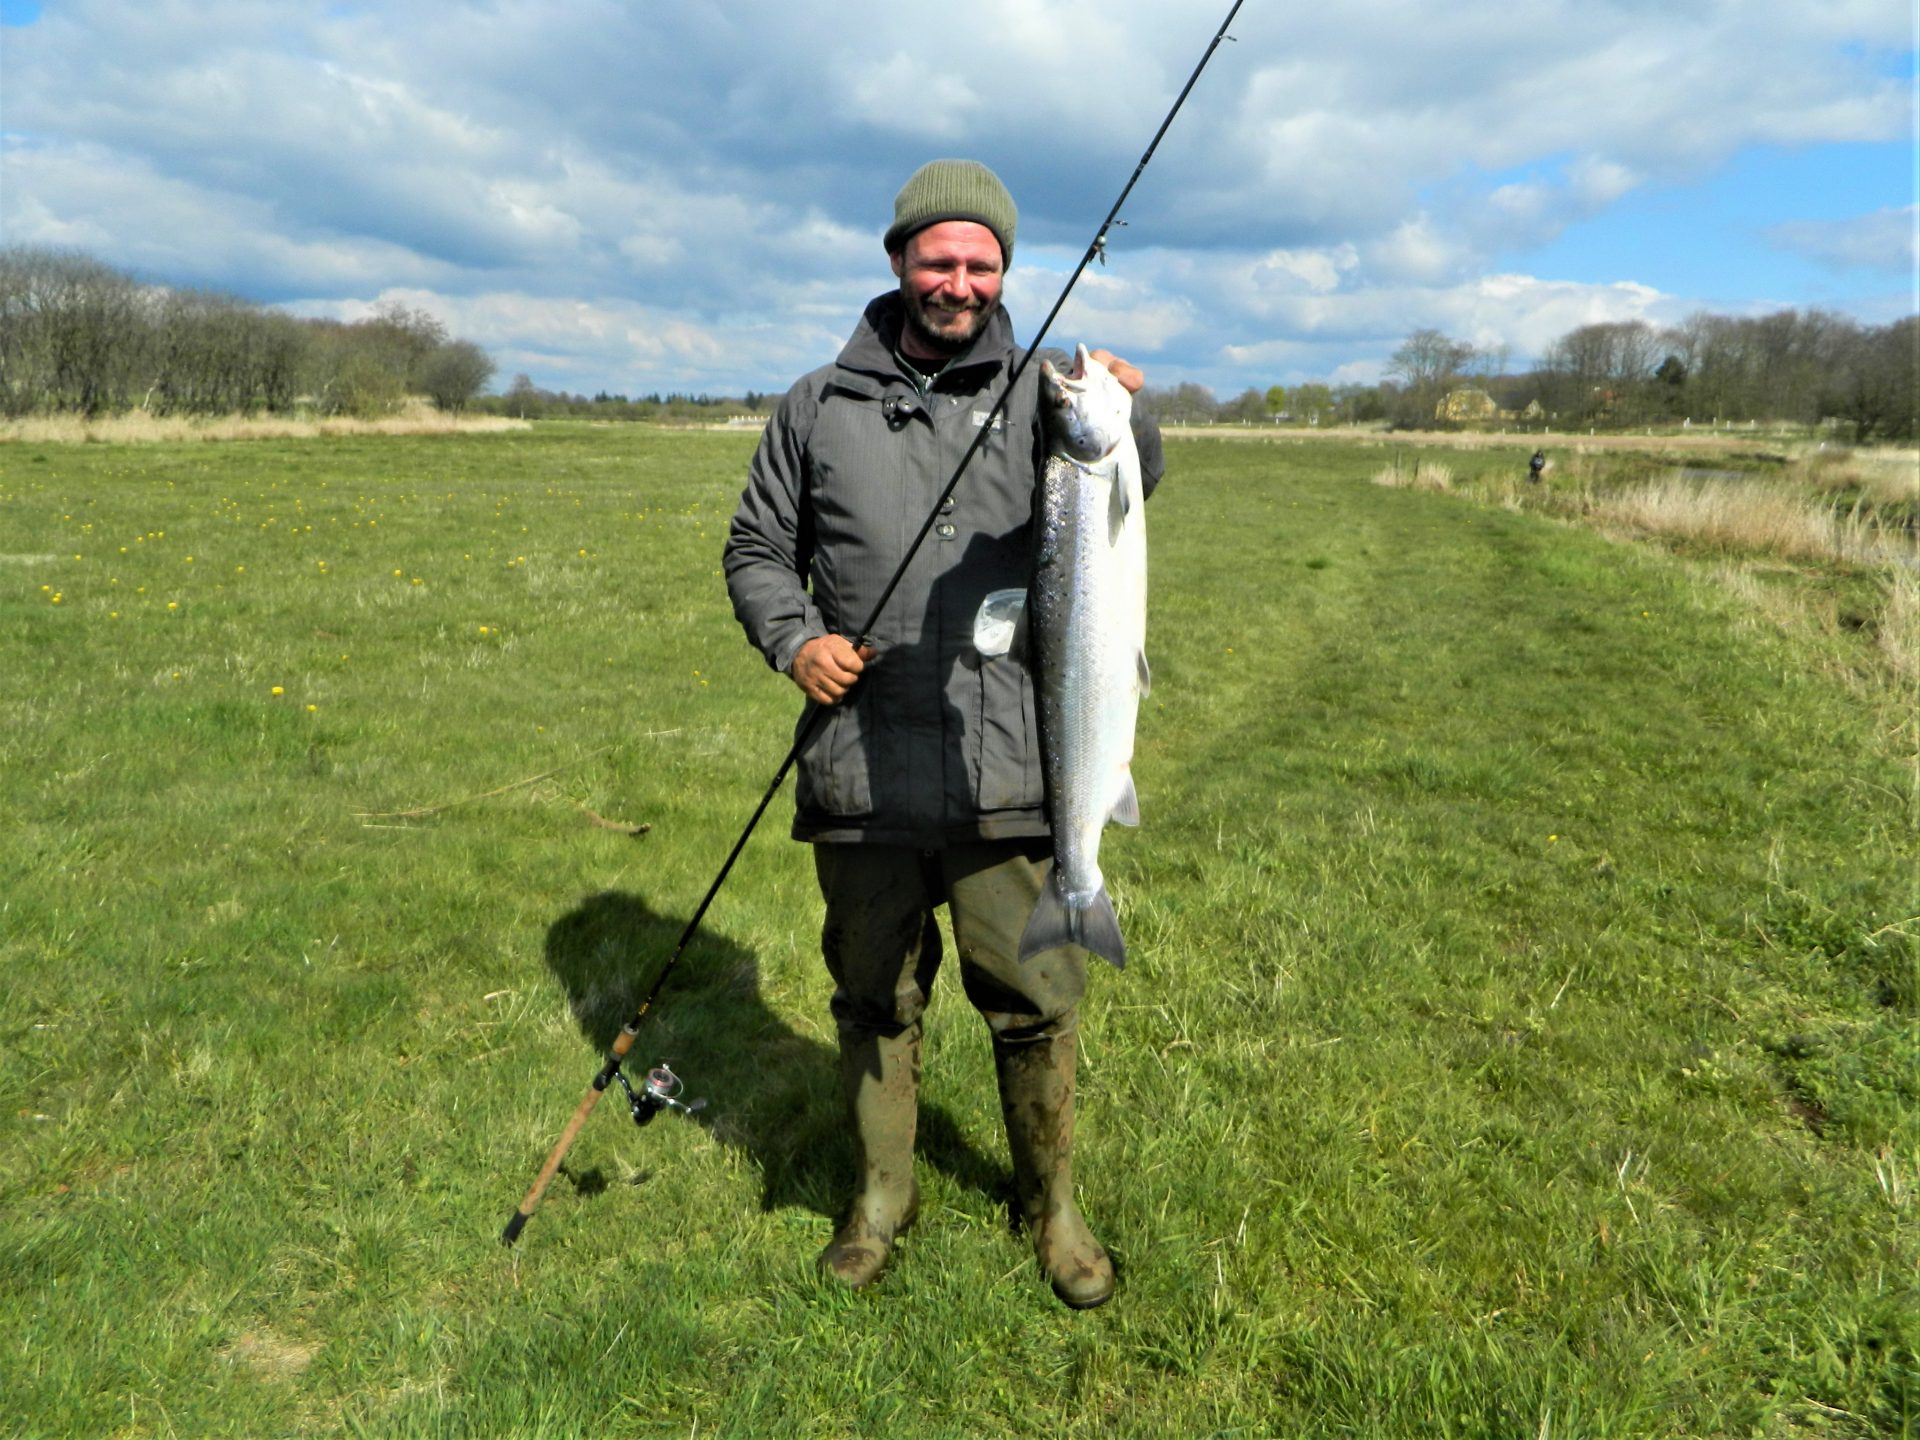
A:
[0,246,494,418]
[8,244,1911,441]
[1147,310,1916,443]
[471,374,772,423]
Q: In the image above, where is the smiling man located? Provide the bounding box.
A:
[724,159,1164,1307]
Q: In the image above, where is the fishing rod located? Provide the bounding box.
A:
[502,0,1246,1248]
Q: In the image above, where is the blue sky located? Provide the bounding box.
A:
[1,0,1913,397]
[1514,142,1915,308]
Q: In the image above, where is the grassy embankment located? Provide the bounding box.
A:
[1,426,1913,1437]
[1364,437,1918,694]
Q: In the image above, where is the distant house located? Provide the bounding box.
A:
[1436,388,1498,423]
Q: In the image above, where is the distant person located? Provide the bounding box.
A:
[1528,449,1547,484]
[723,160,1165,1308]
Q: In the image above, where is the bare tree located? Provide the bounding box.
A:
[0,247,148,414]
[1139,381,1218,424]
[1386,328,1473,424]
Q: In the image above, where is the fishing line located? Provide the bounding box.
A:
[503,0,1246,1247]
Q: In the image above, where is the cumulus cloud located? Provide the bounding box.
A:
[0,0,1910,392]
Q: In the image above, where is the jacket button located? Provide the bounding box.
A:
[936,522,957,539]
[939,496,955,513]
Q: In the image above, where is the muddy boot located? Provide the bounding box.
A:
[993,1027,1114,1309]
[819,1026,922,1289]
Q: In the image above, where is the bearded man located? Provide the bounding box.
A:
[724,159,1164,1308]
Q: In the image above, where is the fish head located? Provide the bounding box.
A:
[1040,344,1133,463]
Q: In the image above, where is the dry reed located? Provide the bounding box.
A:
[1370,460,1454,492]
[1881,564,1920,685]
[0,400,529,444]
[1582,474,1906,567]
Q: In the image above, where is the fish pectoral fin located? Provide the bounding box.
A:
[1136,649,1151,697]
[1110,771,1140,827]
[971,588,1028,658]
[1108,470,1131,541]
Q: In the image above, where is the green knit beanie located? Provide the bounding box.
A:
[884,159,1017,264]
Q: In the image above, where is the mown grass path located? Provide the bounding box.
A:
[2,430,1913,1437]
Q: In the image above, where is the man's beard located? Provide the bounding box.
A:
[899,284,994,356]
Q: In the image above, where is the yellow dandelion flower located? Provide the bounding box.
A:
[306,704,318,713]
[166,600,177,610]
[271,686,284,696]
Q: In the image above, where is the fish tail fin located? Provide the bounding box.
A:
[1019,880,1128,969]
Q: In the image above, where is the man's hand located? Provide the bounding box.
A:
[790,634,876,705]
[1090,348,1145,394]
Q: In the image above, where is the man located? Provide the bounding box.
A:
[724,159,1163,1309]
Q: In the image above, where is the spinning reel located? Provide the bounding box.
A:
[613,1062,706,1127]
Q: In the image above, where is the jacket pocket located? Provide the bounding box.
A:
[796,693,873,818]
[974,653,1041,811]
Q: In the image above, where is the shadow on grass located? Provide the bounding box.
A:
[544,890,1005,1222]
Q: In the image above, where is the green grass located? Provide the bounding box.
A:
[2,427,1914,1438]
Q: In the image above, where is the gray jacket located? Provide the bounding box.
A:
[724,292,1164,846]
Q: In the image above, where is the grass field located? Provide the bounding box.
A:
[2,426,1914,1438]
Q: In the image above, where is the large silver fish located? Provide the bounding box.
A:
[994,344,1149,968]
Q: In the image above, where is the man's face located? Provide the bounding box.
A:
[891,220,1005,357]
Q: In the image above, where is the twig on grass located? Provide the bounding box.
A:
[573,802,651,837]
[354,749,610,821]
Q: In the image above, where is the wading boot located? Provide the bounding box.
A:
[819,1027,921,1289]
[993,1029,1114,1309]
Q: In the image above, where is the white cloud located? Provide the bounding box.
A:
[1770,205,1919,274]
[841,54,983,137]
[0,0,1910,394]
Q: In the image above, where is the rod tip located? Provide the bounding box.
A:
[501,1212,529,1246]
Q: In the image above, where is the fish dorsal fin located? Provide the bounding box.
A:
[1110,771,1140,827]
[1136,649,1151,697]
